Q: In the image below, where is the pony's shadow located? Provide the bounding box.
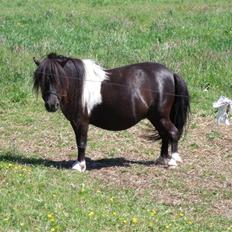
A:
[0,152,155,171]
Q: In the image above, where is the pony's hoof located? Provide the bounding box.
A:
[171,153,182,163]
[72,160,86,172]
[155,156,178,169]
[168,158,177,168]
[155,156,169,165]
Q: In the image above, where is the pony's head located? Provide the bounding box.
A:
[33,53,68,112]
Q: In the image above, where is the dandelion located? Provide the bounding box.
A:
[112,212,117,216]
[88,211,94,217]
[131,217,138,224]
[20,222,24,227]
[165,224,171,229]
[47,213,56,222]
[110,197,114,202]
[150,209,157,216]
[188,220,193,225]
[179,212,184,217]
[47,213,54,219]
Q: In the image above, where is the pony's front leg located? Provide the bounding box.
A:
[171,142,183,163]
[70,121,89,172]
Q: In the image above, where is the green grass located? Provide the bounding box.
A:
[0,0,231,112]
[0,151,231,232]
[0,0,232,231]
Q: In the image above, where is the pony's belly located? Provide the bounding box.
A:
[93,123,135,131]
[90,111,141,131]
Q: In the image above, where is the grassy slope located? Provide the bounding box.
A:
[0,0,232,231]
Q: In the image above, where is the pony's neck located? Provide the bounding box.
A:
[60,59,108,120]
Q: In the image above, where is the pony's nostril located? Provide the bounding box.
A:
[56,102,59,108]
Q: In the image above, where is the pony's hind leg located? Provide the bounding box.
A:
[171,142,183,163]
[154,137,170,166]
[150,116,180,168]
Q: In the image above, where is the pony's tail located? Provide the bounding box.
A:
[171,74,190,137]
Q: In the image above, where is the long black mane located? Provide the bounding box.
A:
[33,53,85,96]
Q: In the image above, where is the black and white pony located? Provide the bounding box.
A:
[33,53,190,172]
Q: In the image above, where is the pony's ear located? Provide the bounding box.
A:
[33,57,40,66]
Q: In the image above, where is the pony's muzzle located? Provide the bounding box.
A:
[45,101,59,112]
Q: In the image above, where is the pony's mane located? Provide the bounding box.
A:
[33,53,108,115]
[33,53,72,95]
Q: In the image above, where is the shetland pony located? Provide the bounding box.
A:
[33,53,190,172]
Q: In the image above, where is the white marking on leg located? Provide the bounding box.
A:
[171,152,182,163]
[82,59,108,115]
[72,160,86,172]
[168,158,177,168]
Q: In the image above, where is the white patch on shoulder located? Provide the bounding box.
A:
[82,59,108,115]
[72,160,86,172]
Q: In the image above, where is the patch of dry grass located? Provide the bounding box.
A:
[1,105,231,222]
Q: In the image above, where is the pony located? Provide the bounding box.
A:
[33,53,190,172]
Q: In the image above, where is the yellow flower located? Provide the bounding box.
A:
[131,217,138,224]
[188,220,193,225]
[88,211,94,217]
[112,212,117,216]
[48,213,54,219]
[150,209,157,216]
[47,213,56,223]
[179,212,184,217]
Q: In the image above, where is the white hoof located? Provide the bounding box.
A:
[168,158,177,168]
[171,153,183,163]
[72,160,86,172]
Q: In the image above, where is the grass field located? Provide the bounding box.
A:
[0,0,232,231]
